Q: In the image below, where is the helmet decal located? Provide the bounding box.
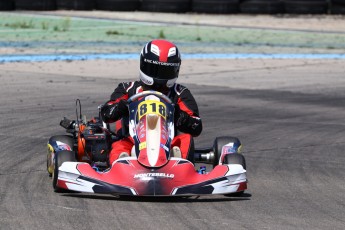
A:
[139,70,154,86]
[144,43,148,54]
[152,40,176,62]
[150,44,160,57]
[168,47,176,57]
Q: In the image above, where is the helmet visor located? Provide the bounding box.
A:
[141,58,180,80]
[140,70,177,90]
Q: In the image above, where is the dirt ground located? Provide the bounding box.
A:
[48,10,345,32]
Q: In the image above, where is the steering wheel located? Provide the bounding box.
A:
[127,91,172,104]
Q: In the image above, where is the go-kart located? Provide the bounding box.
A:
[47,91,247,196]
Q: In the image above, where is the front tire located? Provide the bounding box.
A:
[213,136,242,168]
[223,153,246,197]
[222,153,246,169]
[52,150,76,192]
[47,135,74,176]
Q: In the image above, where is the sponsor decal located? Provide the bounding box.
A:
[133,173,174,179]
[138,123,145,135]
[109,106,115,115]
[221,143,236,155]
[160,143,169,152]
[144,58,180,67]
[139,142,147,150]
[139,122,144,130]
[221,144,242,154]
[56,141,71,151]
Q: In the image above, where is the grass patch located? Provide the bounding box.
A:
[158,29,166,39]
[0,14,345,54]
[61,17,71,31]
[41,21,49,30]
[2,17,72,32]
[106,30,122,35]
[4,20,35,29]
[53,17,71,32]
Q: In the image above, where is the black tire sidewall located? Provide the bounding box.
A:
[192,0,239,14]
[222,153,246,169]
[15,0,56,10]
[141,0,190,13]
[332,0,345,4]
[56,0,96,10]
[284,0,328,14]
[52,150,76,191]
[213,136,241,167]
[0,0,14,10]
[96,0,140,11]
[330,3,345,14]
[240,0,284,14]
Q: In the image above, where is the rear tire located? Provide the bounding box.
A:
[15,0,56,10]
[213,136,241,168]
[330,3,345,14]
[192,0,239,14]
[96,0,140,11]
[0,0,14,10]
[52,150,76,192]
[141,0,190,13]
[240,0,284,14]
[57,0,95,10]
[284,0,328,14]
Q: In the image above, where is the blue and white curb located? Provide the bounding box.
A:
[1,53,345,63]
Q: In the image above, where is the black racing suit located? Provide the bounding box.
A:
[101,81,202,137]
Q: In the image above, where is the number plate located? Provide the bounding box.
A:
[138,100,167,120]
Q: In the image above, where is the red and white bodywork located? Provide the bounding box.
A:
[57,159,246,196]
[56,91,247,196]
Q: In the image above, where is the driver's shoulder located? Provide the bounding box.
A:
[172,83,188,96]
[120,81,141,92]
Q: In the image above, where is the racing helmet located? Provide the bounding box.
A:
[139,39,181,90]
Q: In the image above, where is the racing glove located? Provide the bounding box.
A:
[101,99,129,123]
[175,110,202,137]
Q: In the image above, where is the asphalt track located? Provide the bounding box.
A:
[0,59,345,230]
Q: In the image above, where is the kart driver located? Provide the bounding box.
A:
[101,39,202,166]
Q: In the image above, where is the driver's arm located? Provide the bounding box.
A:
[101,83,130,123]
[175,89,202,137]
